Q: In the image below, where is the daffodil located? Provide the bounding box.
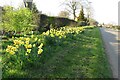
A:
[33,44,36,47]
[11,47,17,51]
[20,41,24,45]
[25,41,29,44]
[59,36,62,39]
[6,48,10,52]
[15,45,19,48]
[38,49,43,54]
[13,40,24,45]
[12,36,14,39]
[25,44,32,49]
[9,51,15,55]
[13,40,21,45]
[7,45,13,50]
[38,43,43,49]
[27,49,31,53]
[19,37,24,40]
[45,31,49,36]
[6,45,17,55]
[34,37,38,41]
[31,35,34,38]
[50,34,54,37]
[25,53,28,56]
[24,38,30,41]
[38,39,40,42]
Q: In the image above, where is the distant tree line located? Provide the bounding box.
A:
[0,2,98,36]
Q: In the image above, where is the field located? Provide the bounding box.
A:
[1,26,112,78]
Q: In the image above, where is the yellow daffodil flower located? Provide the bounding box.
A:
[13,40,21,45]
[19,37,24,40]
[15,45,19,48]
[38,49,43,54]
[9,51,15,55]
[27,49,31,53]
[25,44,32,49]
[24,38,30,41]
[31,35,34,38]
[12,47,17,51]
[34,37,38,41]
[50,34,54,37]
[6,48,10,52]
[25,53,28,56]
[38,39,40,42]
[33,44,36,47]
[38,43,43,49]
[25,41,29,44]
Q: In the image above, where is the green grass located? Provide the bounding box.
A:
[2,27,112,78]
[23,27,112,78]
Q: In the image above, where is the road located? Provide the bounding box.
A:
[100,28,120,78]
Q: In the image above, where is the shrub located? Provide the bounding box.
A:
[1,6,36,35]
[39,14,77,31]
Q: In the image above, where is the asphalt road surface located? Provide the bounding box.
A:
[100,28,120,78]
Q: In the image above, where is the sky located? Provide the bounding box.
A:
[0,0,119,25]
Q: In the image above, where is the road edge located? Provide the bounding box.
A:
[99,27,114,78]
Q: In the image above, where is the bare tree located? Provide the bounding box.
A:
[63,0,81,20]
[84,2,92,19]
[80,0,94,19]
[58,10,70,18]
[62,0,93,21]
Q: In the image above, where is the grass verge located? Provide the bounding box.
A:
[2,27,112,78]
[26,27,112,78]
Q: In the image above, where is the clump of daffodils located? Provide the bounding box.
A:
[42,26,84,39]
[13,40,24,45]
[5,37,44,55]
[5,26,86,56]
[6,45,18,55]
[38,43,43,55]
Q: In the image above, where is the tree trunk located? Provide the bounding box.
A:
[73,10,76,20]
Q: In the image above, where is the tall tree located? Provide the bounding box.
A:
[63,0,81,20]
[62,0,93,21]
[77,6,86,21]
[32,3,39,13]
